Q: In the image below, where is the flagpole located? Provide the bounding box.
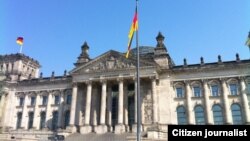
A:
[135,0,141,141]
[248,46,250,59]
[19,45,23,54]
[247,32,250,59]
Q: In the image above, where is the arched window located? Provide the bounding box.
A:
[52,111,58,130]
[212,105,224,125]
[176,106,187,125]
[231,104,243,125]
[28,112,34,129]
[194,105,205,125]
[64,110,70,128]
[40,111,46,129]
[16,112,22,129]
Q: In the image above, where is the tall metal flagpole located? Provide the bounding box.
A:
[247,31,250,59]
[19,45,23,54]
[135,0,141,141]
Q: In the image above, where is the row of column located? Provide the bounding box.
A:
[68,77,158,134]
[185,78,250,125]
[18,91,65,130]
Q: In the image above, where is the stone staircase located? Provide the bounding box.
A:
[0,133,11,141]
[0,129,70,141]
[66,133,134,141]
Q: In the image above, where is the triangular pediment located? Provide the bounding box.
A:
[70,50,156,74]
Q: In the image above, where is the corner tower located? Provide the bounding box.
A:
[153,32,175,68]
[74,41,91,67]
[0,53,40,81]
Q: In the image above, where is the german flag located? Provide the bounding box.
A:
[16,37,24,46]
[126,7,138,58]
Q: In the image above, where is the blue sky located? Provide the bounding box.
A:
[1,0,249,77]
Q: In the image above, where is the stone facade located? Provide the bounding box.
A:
[0,32,250,140]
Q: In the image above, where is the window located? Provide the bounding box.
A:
[66,94,72,105]
[229,84,238,95]
[42,96,48,105]
[19,97,24,106]
[64,110,70,128]
[212,105,224,125]
[176,87,184,98]
[52,111,58,130]
[231,104,243,125]
[40,112,46,129]
[128,93,135,131]
[127,83,135,91]
[54,95,60,105]
[193,86,202,97]
[247,83,250,94]
[194,105,205,125]
[211,85,219,96]
[111,85,118,128]
[16,112,22,129]
[30,96,36,106]
[176,106,187,125]
[28,112,34,129]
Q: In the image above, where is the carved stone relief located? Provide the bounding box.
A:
[143,91,153,124]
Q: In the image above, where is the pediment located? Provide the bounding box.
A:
[70,50,156,74]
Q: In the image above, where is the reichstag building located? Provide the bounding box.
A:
[0,32,249,141]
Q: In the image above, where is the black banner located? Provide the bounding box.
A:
[168,125,250,141]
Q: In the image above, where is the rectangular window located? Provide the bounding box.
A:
[66,94,72,105]
[30,96,36,106]
[247,83,250,94]
[229,84,238,95]
[193,86,201,97]
[176,88,184,98]
[54,95,60,105]
[19,97,24,106]
[42,96,48,105]
[211,85,219,96]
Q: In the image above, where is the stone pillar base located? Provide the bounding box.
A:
[80,125,92,134]
[66,125,77,133]
[225,122,233,125]
[132,124,142,133]
[115,124,125,134]
[95,125,108,134]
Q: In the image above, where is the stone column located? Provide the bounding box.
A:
[124,83,128,131]
[96,80,108,134]
[115,78,125,134]
[67,83,78,132]
[134,80,137,123]
[203,80,213,124]
[132,80,137,133]
[57,90,64,128]
[151,78,158,123]
[221,79,233,124]
[0,93,6,121]
[33,93,40,130]
[20,94,28,130]
[185,81,195,124]
[45,91,52,130]
[0,91,8,129]
[107,86,112,132]
[240,77,250,124]
[80,81,92,134]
